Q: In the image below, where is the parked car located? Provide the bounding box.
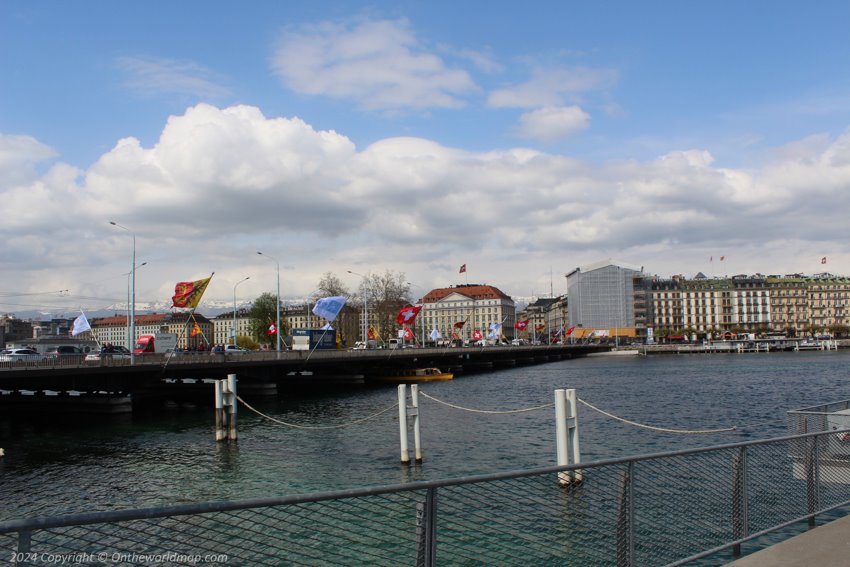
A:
[211,344,248,354]
[0,348,46,362]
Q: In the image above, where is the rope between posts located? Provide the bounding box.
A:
[236,395,399,430]
[577,397,737,434]
[419,391,554,414]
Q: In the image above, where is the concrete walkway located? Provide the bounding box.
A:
[727,515,850,566]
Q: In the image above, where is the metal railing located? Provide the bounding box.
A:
[3,429,850,566]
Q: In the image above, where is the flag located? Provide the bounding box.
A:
[565,325,576,336]
[472,329,483,341]
[312,296,347,321]
[367,326,376,340]
[487,323,502,340]
[172,276,212,309]
[821,256,827,264]
[554,326,563,337]
[396,305,422,325]
[451,332,460,340]
[403,327,413,340]
[453,321,466,328]
[266,321,277,336]
[191,322,202,337]
[430,328,442,341]
[720,256,725,261]
[535,324,546,332]
[71,311,91,336]
[514,320,530,331]
[321,323,334,330]
[459,263,466,274]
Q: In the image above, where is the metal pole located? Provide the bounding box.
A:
[258,252,282,352]
[227,373,238,441]
[110,221,136,365]
[233,276,249,346]
[412,384,422,462]
[555,389,569,486]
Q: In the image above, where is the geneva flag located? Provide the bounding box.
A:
[172,277,212,309]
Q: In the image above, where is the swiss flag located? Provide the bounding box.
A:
[514,320,530,331]
[459,263,467,274]
[565,325,576,336]
[403,327,414,340]
[396,305,423,325]
[266,323,277,336]
[472,329,483,340]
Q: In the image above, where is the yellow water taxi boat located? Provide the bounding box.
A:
[372,367,454,383]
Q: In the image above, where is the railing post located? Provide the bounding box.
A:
[411,384,422,463]
[415,487,438,567]
[616,462,634,567]
[555,388,582,485]
[731,446,748,558]
[805,434,820,527]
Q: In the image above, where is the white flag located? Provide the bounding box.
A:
[71,311,91,336]
[312,296,347,322]
[430,328,442,341]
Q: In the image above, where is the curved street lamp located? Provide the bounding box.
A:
[110,221,136,365]
[233,276,250,346]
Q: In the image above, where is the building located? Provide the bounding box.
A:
[1,314,34,346]
[419,284,516,343]
[566,260,645,338]
[92,312,214,350]
[213,309,253,347]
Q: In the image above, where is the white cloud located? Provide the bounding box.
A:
[518,106,590,141]
[488,65,617,109]
[271,18,478,110]
[2,105,850,307]
[116,56,231,99]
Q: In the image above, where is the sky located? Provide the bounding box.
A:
[2,1,850,316]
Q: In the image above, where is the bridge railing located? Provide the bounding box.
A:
[3,429,850,566]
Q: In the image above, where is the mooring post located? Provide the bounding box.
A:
[411,384,422,463]
[555,388,582,485]
[214,379,225,442]
[227,373,238,441]
[399,384,410,464]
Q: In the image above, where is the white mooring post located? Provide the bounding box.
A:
[398,384,423,465]
[214,374,238,442]
[555,388,582,486]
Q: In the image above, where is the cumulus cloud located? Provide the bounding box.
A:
[518,106,591,141]
[2,105,850,306]
[271,18,478,110]
[116,56,231,99]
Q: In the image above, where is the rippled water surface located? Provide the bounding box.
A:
[2,350,849,520]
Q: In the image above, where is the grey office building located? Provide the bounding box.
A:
[566,260,646,329]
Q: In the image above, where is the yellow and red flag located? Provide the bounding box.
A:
[190,322,202,337]
[172,276,212,309]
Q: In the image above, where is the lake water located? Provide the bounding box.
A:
[2,350,849,522]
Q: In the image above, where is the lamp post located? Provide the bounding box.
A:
[256,251,281,352]
[124,261,147,351]
[347,270,369,345]
[233,276,250,346]
[110,221,136,365]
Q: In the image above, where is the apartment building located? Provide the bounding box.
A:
[420,284,516,342]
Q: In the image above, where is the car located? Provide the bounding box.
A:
[0,348,46,362]
[45,345,84,358]
[85,345,132,362]
[211,345,248,354]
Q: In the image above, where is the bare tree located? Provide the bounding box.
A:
[357,270,411,341]
[315,272,349,299]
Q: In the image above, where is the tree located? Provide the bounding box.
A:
[356,270,410,342]
[248,292,284,344]
[315,272,349,298]
[311,273,356,347]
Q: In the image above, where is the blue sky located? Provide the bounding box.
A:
[2,1,850,313]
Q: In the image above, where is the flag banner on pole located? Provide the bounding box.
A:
[396,305,422,325]
[487,323,502,339]
[367,326,376,340]
[535,324,546,332]
[312,296,347,322]
[514,320,530,331]
[172,276,212,309]
[566,325,576,336]
[430,328,441,341]
[191,322,202,337]
[451,332,460,340]
[453,321,465,328]
[267,320,277,336]
[459,264,466,274]
[403,327,413,340]
[71,311,91,336]
[472,329,483,341]
[321,323,334,330]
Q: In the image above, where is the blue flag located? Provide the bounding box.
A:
[312,296,347,322]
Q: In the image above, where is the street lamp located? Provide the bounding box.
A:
[233,277,250,346]
[257,251,281,352]
[347,270,369,345]
[124,262,147,351]
[110,221,136,365]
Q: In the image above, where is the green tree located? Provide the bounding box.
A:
[249,292,284,344]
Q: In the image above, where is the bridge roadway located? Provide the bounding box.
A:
[0,344,609,393]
